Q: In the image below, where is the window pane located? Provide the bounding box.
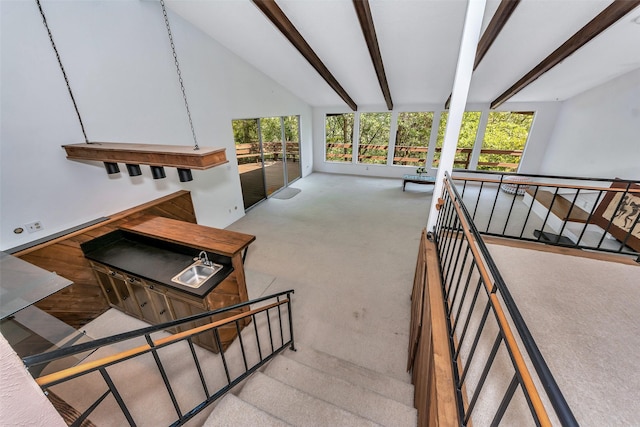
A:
[284,115,301,183]
[260,117,285,195]
[393,112,433,166]
[358,112,391,164]
[433,111,480,169]
[479,112,534,172]
[325,113,354,162]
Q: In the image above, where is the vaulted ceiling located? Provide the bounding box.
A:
[166,0,640,110]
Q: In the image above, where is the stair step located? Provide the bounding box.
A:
[203,394,292,427]
[282,346,414,407]
[264,356,417,427]
[238,372,382,427]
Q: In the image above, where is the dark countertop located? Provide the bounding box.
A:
[80,230,233,298]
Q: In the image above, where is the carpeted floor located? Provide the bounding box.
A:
[49,172,639,425]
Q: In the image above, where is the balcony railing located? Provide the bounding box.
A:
[431,172,578,426]
[325,144,523,171]
[451,170,640,260]
[23,290,295,427]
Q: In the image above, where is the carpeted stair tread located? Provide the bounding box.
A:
[282,346,414,407]
[263,356,417,426]
[203,394,292,427]
[238,372,382,427]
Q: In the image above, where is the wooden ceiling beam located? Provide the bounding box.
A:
[252,0,358,111]
[445,0,520,109]
[491,0,640,109]
[353,0,393,110]
[475,0,521,69]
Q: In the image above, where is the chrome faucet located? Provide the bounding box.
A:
[195,251,212,266]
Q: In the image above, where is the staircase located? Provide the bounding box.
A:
[205,345,417,427]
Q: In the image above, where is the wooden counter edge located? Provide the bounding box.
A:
[120,215,255,257]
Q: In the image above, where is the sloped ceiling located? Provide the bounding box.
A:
[166,0,640,109]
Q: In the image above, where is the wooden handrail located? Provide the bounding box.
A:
[35,299,288,388]
[443,179,552,427]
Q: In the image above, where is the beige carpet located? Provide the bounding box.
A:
[487,244,640,426]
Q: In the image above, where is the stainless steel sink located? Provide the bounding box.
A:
[171,261,223,288]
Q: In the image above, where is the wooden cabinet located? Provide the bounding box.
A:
[90,261,242,353]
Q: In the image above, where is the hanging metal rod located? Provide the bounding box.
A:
[36,0,89,144]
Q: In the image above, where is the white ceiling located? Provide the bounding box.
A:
[167,0,640,109]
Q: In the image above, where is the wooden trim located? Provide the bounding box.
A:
[13,191,193,257]
[252,0,358,111]
[482,235,640,266]
[353,0,393,110]
[35,299,287,388]
[63,143,228,170]
[491,0,640,108]
[475,0,521,69]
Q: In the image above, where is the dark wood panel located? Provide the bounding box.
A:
[13,191,197,330]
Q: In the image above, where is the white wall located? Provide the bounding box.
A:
[540,68,640,180]
[0,335,65,425]
[311,101,561,178]
[0,0,312,251]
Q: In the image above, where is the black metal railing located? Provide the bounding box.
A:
[433,172,578,426]
[23,290,295,427]
[451,170,639,261]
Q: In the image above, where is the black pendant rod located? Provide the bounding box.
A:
[35,0,89,144]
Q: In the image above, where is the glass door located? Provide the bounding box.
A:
[259,117,286,196]
[232,119,267,210]
[233,116,302,210]
[284,116,301,183]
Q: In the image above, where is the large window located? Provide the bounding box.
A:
[325,113,354,162]
[433,111,481,169]
[358,112,391,164]
[393,112,433,166]
[479,112,534,171]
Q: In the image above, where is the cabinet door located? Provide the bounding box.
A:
[108,271,140,317]
[94,269,120,307]
[168,294,219,353]
[127,276,157,323]
[146,284,172,324]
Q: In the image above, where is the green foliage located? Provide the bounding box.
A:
[232,119,258,145]
[284,116,299,142]
[325,114,354,162]
[260,117,282,143]
[393,112,433,166]
[359,112,391,164]
[478,112,533,171]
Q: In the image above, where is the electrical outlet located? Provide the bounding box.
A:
[25,221,43,233]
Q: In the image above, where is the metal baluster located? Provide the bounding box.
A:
[448,245,471,316]
[444,222,465,299]
[266,308,275,353]
[537,187,560,241]
[100,368,137,426]
[144,335,182,420]
[464,333,504,425]
[576,189,604,247]
[485,176,504,233]
[519,185,539,239]
[471,181,484,222]
[214,329,231,384]
[556,189,582,245]
[490,374,519,427]
[277,297,284,347]
[252,314,263,362]
[458,301,492,382]
[452,259,477,330]
[70,389,111,427]
[502,184,520,236]
[186,337,210,399]
[287,292,296,351]
[619,214,639,253]
[454,277,483,353]
[235,320,249,371]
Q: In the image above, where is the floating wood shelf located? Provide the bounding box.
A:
[62,142,228,170]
